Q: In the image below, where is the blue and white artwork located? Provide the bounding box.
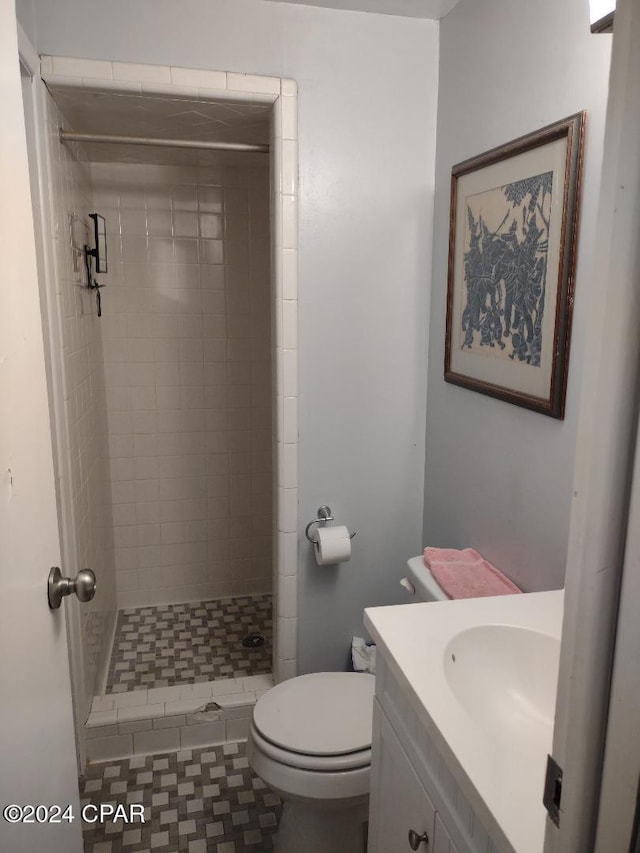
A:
[460,171,553,367]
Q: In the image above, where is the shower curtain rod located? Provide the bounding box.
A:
[59,128,269,154]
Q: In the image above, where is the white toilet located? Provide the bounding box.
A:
[247,557,447,853]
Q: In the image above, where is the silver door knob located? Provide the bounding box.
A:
[48,566,96,609]
[408,829,429,850]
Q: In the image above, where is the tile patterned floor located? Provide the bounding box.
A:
[81,741,281,852]
[106,595,272,694]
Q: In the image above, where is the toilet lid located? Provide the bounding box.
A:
[253,672,375,756]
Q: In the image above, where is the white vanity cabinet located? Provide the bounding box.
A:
[369,700,457,853]
[365,593,562,853]
[367,655,507,853]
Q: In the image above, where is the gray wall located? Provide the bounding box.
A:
[15,0,36,44]
[424,0,612,592]
[30,0,439,671]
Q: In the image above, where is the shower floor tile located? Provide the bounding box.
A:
[106,594,272,694]
[81,741,281,852]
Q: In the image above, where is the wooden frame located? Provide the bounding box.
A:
[444,112,586,418]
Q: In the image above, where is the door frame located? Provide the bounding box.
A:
[544,0,640,848]
[591,0,640,844]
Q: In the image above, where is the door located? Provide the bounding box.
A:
[593,420,640,848]
[0,4,83,852]
[544,0,640,848]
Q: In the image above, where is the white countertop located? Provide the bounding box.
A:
[364,590,564,853]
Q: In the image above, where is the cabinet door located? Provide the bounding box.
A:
[433,814,459,853]
[369,701,436,853]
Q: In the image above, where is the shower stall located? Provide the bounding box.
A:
[31,59,298,764]
[92,142,274,692]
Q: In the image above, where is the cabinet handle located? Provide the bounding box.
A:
[408,829,429,850]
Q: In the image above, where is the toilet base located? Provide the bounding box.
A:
[275,798,369,853]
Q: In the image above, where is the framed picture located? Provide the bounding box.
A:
[444,112,586,418]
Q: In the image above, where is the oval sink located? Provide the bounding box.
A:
[444,625,560,743]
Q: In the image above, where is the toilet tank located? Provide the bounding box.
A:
[402,556,448,602]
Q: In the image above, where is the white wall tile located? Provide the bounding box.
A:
[281,140,297,197]
[225,718,251,741]
[240,675,273,693]
[51,56,113,79]
[283,396,298,444]
[281,97,298,140]
[278,659,297,681]
[112,689,149,709]
[281,194,297,249]
[86,733,133,763]
[179,721,226,749]
[282,300,297,351]
[113,61,171,84]
[282,349,297,397]
[277,617,297,659]
[92,695,116,713]
[165,698,207,717]
[87,709,118,728]
[209,680,243,698]
[170,67,227,90]
[118,719,153,735]
[278,574,297,619]
[153,715,187,730]
[279,442,297,490]
[281,249,297,301]
[117,703,165,723]
[277,488,298,534]
[227,73,280,95]
[213,691,254,709]
[278,532,298,578]
[133,727,181,755]
[94,158,277,607]
[141,82,198,98]
[280,79,298,96]
[85,724,119,741]
[179,682,221,699]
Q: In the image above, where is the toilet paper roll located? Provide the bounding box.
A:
[314,525,352,566]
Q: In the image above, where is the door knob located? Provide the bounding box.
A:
[408,829,429,850]
[48,566,96,609]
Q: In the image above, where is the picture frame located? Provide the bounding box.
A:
[444,112,586,419]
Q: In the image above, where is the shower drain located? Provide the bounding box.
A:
[242,632,266,649]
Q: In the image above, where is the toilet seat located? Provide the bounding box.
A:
[251,672,375,768]
[249,720,372,771]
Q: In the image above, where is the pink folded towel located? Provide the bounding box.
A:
[424,547,483,564]
[423,547,521,599]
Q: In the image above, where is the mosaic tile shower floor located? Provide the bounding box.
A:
[106,595,272,694]
[81,741,281,852]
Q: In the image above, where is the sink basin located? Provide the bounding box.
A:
[444,625,560,743]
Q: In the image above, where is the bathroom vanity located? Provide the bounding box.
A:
[364,590,564,853]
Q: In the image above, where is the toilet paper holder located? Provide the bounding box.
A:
[304,505,356,544]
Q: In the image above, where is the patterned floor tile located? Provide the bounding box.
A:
[106,595,272,693]
[81,742,281,852]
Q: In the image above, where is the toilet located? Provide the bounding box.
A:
[247,557,447,853]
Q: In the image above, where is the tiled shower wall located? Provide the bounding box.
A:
[91,159,272,608]
[40,86,117,708]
